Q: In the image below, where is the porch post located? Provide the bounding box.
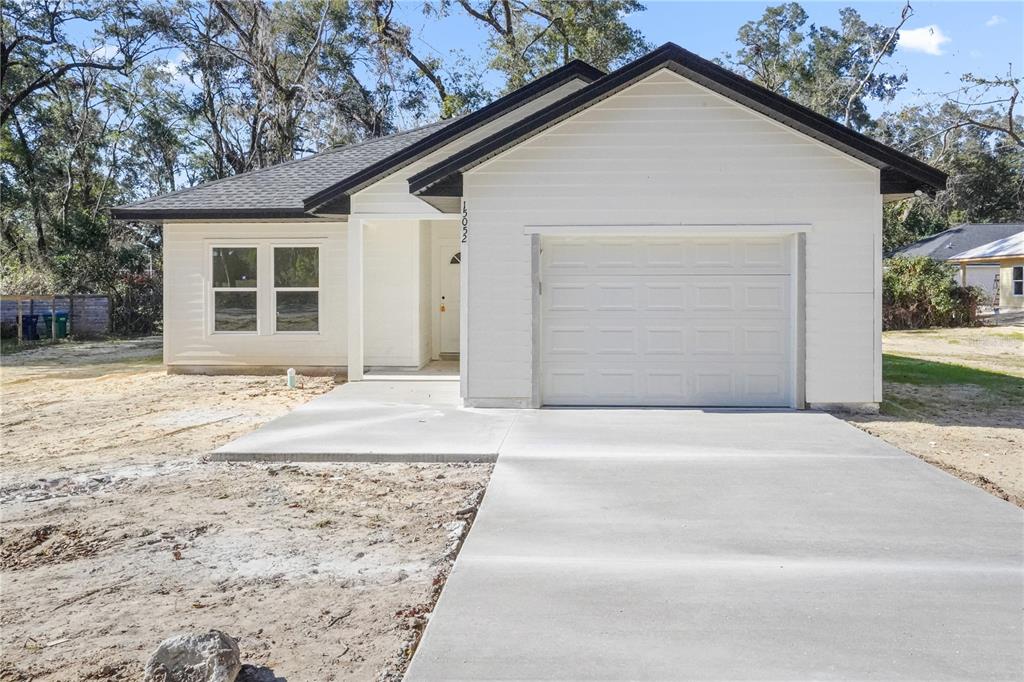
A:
[347,217,364,381]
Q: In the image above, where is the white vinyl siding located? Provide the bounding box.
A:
[462,68,881,406]
[163,220,430,369]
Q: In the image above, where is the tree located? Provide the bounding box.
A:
[725,2,910,130]
[427,0,650,91]
[874,69,1024,250]
[1,0,160,126]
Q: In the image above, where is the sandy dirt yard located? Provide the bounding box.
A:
[845,325,1024,507]
[0,337,491,681]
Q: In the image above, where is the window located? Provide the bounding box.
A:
[274,246,319,332]
[212,247,258,332]
[1014,266,1023,296]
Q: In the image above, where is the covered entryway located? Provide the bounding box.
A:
[540,235,795,407]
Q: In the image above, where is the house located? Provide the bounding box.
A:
[949,232,1024,310]
[890,223,1024,291]
[112,43,946,410]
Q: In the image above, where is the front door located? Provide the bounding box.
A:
[439,241,461,354]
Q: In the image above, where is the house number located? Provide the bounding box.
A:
[461,203,468,243]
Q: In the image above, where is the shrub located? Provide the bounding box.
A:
[110,271,162,336]
[883,256,983,330]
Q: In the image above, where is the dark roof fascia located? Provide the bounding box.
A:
[410,43,948,197]
[109,206,314,222]
[303,60,604,214]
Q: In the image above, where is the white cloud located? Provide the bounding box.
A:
[899,25,951,56]
[89,43,121,60]
[985,15,1006,27]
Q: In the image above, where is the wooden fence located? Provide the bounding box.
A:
[0,295,111,341]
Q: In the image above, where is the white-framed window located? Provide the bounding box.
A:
[211,245,259,333]
[1013,266,1023,296]
[273,246,320,333]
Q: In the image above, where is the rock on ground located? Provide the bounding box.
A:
[144,630,241,682]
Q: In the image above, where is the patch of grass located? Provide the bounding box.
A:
[883,354,1024,399]
[879,394,931,418]
[996,330,1024,342]
[0,338,54,356]
[945,338,961,345]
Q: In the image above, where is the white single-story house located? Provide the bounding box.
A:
[949,231,1024,310]
[113,43,946,411]
[890,223,1024,292]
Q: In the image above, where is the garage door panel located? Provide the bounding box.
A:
[542,361,790,406]
[742,239,788,269]
[543,236,791,276]
[543,277,789,316]
[541,236,793,407]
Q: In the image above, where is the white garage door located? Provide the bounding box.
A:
[541,236,793,407]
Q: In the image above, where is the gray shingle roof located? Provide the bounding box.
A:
[111,119,455,220]
[890,224,1024,260]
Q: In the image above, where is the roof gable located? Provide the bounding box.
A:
[303,60,603,215]
[409,43,947,199]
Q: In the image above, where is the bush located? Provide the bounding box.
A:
[110,271,163,336]
[883,256,983,330]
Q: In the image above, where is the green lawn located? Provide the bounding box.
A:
[883,353,1024,398]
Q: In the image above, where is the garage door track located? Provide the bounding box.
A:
[406,410,1023,680]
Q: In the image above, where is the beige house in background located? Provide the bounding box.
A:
[950,232,1024,310]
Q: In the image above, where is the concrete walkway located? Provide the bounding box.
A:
[406,410,1024,680]
[212,379,516,462]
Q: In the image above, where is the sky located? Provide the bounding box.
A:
[390,0,1024,116]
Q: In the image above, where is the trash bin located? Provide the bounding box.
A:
[55,312,69,338]
[41,314,52,338]
[21,315,39,341]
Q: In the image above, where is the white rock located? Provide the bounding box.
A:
[144,630,241,682]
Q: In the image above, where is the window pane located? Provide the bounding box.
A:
[275,247,319,287]
[276,291,318,332]
[212,248,257,288]
[214,291,258,331]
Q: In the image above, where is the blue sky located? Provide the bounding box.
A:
[392,0,1023,115]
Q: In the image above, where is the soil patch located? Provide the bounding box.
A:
[1,337,491,680]
[844,327,1023,507]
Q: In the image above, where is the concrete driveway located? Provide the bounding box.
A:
[406,410,1024,680]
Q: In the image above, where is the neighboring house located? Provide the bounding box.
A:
[949,232,1024,310]
[113,43,946,410]
[890,223,1024,291]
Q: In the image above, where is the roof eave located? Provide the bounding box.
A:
[109,206,313,222]
[950,254,1024,263]
[410,43,947,198]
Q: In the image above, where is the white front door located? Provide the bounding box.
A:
[541,236,793,407]
[439,240,461,354]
